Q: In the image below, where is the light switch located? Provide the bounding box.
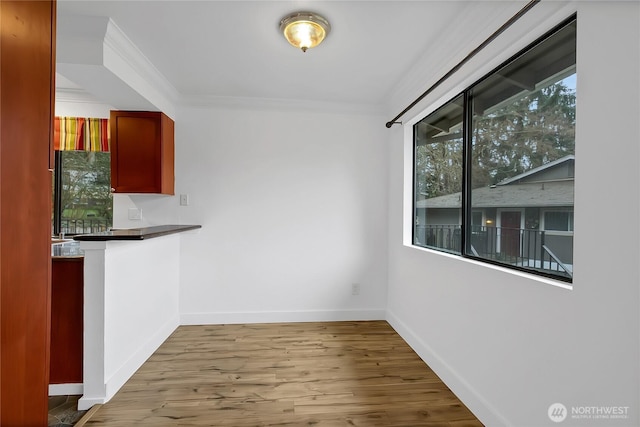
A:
[180,194,189,206]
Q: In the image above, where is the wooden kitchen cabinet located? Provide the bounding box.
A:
[110,111,175,194]
[50,257,83,385]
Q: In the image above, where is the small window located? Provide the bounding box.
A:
[412,17,576,282]
[543,211,574,232]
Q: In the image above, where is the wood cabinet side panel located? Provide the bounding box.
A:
[161,113,175,195]
[0,1,55,424]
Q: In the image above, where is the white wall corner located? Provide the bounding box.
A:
[385,310,510,427]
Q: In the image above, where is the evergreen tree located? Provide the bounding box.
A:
[471,80,576,187]
[416,77,576,199]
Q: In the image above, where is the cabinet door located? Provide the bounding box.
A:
[50,258,83,384]
[110,111,174,194]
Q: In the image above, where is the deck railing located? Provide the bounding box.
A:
[415,224,573,278]
[60,218,110,235]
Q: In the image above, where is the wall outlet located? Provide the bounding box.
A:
[180,194,189,206]
[128,208,142,220]
[351,283,360,296]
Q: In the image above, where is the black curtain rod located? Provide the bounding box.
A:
[385,0,540,128]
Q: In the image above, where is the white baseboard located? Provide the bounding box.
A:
[180,309,386,325]
[385,309,508,427]
[49,383,83,396]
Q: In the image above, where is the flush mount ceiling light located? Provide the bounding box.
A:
[279,11,331,52]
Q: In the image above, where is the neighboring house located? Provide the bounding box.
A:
[415,155,574,275]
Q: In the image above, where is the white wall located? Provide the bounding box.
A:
[386,2,639,427]
[136,106,390,323]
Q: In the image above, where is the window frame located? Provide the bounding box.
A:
[410,15,576,284]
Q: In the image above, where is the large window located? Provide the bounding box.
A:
[413,17,576,282]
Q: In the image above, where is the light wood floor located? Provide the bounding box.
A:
[85,321,483,426]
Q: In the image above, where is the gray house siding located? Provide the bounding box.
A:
[414,156,575,274]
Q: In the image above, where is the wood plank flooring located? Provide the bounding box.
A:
[85,321,483,426]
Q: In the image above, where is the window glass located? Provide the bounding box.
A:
[57,151,112,234]
[411,17,576,282]
[544,211,574,232]
[469,20,575,279]
[471,211,483,227]
[413,95,464,254]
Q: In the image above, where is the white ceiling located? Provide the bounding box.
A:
[56,0,529,112]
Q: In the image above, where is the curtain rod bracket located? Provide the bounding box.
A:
[385,121,402,128]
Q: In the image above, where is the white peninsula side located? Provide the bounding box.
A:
[75,225,201,410]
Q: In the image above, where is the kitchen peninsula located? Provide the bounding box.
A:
[74,224,201,410]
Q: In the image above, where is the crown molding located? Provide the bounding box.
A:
[55,88,105,104]
[56,15,178,116]
[179,94,386,116]
[102,19,181,106]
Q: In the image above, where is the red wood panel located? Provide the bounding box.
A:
[49,0,57,171]
[112,114,160,192]
[161,113,175,195]
[110,111,175,195]
[0,1,55,425]
[50,258,83,384]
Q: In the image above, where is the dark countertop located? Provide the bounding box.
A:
[73,224,202,241]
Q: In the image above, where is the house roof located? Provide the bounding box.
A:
[416,180,574,209]
[417,156,576,209]
[496,155,575,185]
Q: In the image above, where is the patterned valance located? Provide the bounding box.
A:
[54,117,110,152]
